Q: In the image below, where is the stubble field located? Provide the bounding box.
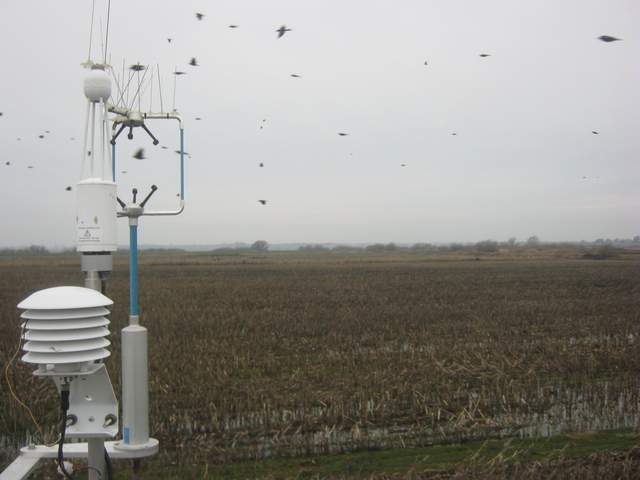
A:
[1,250,640,476]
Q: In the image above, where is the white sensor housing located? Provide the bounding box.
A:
[84,68,111,103]
[18,286,113,375]
[76,180,118,252]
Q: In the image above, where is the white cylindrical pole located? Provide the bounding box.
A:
[84,277,106,480]
[100,100,106,180]
[87,438,105,480]
[90,102,96,176]
[121,320,150,445]
[81,101,91,179]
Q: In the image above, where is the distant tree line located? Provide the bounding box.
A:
[293,235,640,255]
[7,236,638,257]
[0,245,51,256]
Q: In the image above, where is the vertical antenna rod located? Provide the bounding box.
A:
[149,65,154,112]
[103,0,112,64]
[87,0,96,62]
[99,19,104,66]
[157,64,164,113]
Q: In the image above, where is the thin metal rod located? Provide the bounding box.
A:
[119,70,135,109]
[126,62,130,107]
[139,73,154,109]
[137,70,141,111]
[149,65,154,112]
[81,101,91,178]
[104,100,111,179]
[109,68,124,109]
[129,224,139,317]
[180,128,185,199]
[87,0,96,62]
[157,64,163,113]
[103,0,111,64]
[112,143,116,182]
[99,18,104,66]
[99,102,104,179]
[121,58,126,107]
[122,72,134,108]
[90,102,96,176]
[128,66,150,111]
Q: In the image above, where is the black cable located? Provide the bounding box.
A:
[58,388,75,480]
[104,447,113,480]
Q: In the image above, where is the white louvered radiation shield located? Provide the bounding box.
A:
[18,286,114,375]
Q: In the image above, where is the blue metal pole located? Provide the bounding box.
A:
[112,143,116,182]
[179,128,185,200]
[129,224,139,316]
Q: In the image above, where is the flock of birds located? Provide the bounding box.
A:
[125,15,298,206]
[1,13,624,206]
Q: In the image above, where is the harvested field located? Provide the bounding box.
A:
[1,252,640,473]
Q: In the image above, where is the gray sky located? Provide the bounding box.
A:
[1,0,638,248]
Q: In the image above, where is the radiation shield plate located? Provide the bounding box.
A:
[21,307,110,320]
[17,287,113,310]
[22,317,110,331]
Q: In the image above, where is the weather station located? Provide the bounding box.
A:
[1,3,186,479]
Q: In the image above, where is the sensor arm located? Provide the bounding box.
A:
[139,115,185,216]
[110,113,185,216]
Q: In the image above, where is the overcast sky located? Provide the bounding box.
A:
[1,0,638,248]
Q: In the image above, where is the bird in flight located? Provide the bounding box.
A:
[258,200,267,205]
[161,146,168,149]
[592,131,599,135]
[45,130,51,134]
[338,132,349,136]
[400,163,407,167]
[27,166,34,169]
[173,70,186,76]
[451,132,457,136]
[195,117,202,121]
[424,60,428,65]
[133,148,145,160]
[276,25,291,38]
[195,13,205,20]
[5,161,9,166]
[65,186,72,191]
[121,170,127,174]
[479,54,491,58]
[290,74,302,78]
[598,35,621,42]
[259,162,264,168]
[189,57,199,67]
[38,135,45,139]
[70,137,75,141]
[167,38,172,43]
[0,112,3,116]
[228,25,238,28]
[175,150,191,156]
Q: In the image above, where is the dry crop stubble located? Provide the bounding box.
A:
[1,255,640,466]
